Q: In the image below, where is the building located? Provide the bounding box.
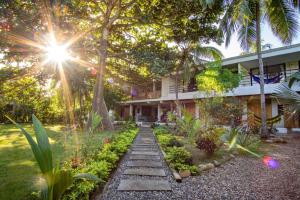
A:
[118,44,300,133]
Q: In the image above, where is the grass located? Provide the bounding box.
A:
[0,123,113,200]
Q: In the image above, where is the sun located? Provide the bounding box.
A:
[46,44,70,63]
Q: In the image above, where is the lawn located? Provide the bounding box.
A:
[0,124,113,200]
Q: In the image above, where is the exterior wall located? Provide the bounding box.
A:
[183,102,195,116]
[161,77,169,97]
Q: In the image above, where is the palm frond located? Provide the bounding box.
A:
[288,71,300,87]
[265,0,300,44]
[193,46,223,61]
[288,0,300,10]
[274,84,300,113]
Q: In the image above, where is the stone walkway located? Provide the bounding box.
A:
[100,127,173,200]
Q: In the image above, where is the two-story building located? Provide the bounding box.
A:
[118,44,300,133]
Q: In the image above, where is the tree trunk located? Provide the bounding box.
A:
[175,67,181,117]
[87,26,114,131]
[256,2,268,138]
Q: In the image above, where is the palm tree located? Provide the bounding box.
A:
[220,0,299,138]
[173,42,223,117]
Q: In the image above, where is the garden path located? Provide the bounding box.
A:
[99,127,174,200]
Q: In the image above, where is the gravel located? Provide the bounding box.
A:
[97,133,300,200]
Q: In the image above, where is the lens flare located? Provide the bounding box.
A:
[263,156,279,169]
[46,44,69,63]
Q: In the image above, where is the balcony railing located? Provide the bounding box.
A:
[168,68,300,94]
[169,84,197,94]
[131,90,161,100]
[240,68,299,87]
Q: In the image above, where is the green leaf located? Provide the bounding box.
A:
[32,114,53,173]
[74,173,101,182]
[6,116,49,174]
[52,170,74,200]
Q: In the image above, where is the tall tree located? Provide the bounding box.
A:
[220,0,299,138]
[148,0,224,116]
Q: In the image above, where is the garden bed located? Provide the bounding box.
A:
[61,123,139,200]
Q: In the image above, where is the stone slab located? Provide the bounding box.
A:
[131,151,159,156]
[132,144,157,147]
[137,142,155,145]
[129,155,160,160]
[123,168,166,176]
[131,148,157,151]
[127,160,163,168]
[118,179,171,191]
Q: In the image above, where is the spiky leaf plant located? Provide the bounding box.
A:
[7,114,100,200]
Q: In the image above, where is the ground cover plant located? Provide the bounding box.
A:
[153,126,198,175]
[61,122,138,200]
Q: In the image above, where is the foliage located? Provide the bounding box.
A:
[288,71,300,87]
[196,62,241,94]
[196,138,217,156]
[165,147,192,165]
[165,146,198,174]
[196,126,225,156]
[153,126,197,174]
[197,97,243,127]
[62,127,138,200]
[220,0,299,50]
[222,127,261,155]
[175,109,201,142]
[89,112,102,134]
[7,115,99,200]
[274,80,300,114]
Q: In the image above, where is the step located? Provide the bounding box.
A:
[127,160,163,168]
[132,144,157,147]
[129,155,160,160]
[131,148,157,151]
[118,179,171,191]
[131,151,159,156]
[123,168,166,176]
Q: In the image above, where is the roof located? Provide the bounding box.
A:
[222,43,300,66]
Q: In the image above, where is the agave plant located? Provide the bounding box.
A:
[7,115,99,200]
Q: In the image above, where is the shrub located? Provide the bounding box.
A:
[195,126,225,156]
[153,125,170,135]
[196,137,217,156]
[167,137,183,147]
[165,147,192,165]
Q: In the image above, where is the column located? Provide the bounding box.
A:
[153,79,156,91]
[272,99,284,127]
[195,103,200,119]
[242,99,248,122]
[129,104,133,117]
[157,104,161,122]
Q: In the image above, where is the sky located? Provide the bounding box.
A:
[210,22,300,58]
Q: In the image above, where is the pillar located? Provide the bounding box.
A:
[195,103,200,119]
[157,104,161,122]
[242,99,248,122]
[153,79,156,92]
[129,104,133,117]
[272,99,284,127]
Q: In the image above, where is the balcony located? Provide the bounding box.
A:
[131,90,161,100]
[169,84,197,94]
[239,68,299,87]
